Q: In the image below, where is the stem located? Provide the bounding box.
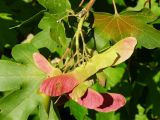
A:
[80,31,89,62]
[85,0,95,11]
[112,0,118,15]
[79,0,85,7]
[54,96,62,104]
[75,16,86,64]
[78,0,95,18]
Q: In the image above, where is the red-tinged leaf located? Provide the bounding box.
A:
[76,88,104,109]
[94,10,160,49]
[33,52,53,74]
[40,74,79,96]
[94,93,126,112]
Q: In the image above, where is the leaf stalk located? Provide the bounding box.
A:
[112,0,119,15]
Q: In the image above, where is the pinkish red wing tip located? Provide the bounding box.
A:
[123,37,137,48]
[33,52,53,74]
[76,88,104,109]
[95,93,126,112]
[40,74,79,96]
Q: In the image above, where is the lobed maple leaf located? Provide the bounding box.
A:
[93,9,160,49]
[0,44,50,120]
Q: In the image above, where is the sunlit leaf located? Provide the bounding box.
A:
[127,0,160,16]
[96,112,121,120]
[135,104,148,120]
[64,99,88,120]
[0,13,13,20]
[37,0,71,17]
[31,13,70,56]
[103,63,126,88]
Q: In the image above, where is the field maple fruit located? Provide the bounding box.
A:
[33,37,137,112]
[1,0,160,119]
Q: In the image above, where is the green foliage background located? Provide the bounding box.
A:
[0,0,160,120]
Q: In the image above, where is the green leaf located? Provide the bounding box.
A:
[32,12,70,56]
[31,27,64,55]
[37,0,71,17]
[32,0,71,56]
[96,112,120,120]
[107,0,126,6]
[93,10,160,49]
[48,102,60,120]
[133,53,160,117]
[64,100,88,120]
[0,61,25,91]
[0,43,48,120]
[135,104,148,120]
[12,43,38,64]
[0,13,13,20]
[39,13,70,48]
[38,103,48,120]
[103,63,126,89]
[127,0,160,16]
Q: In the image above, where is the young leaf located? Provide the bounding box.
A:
[33,0,71,55]
[70,37,137,82]
[40,74,79,96]
[93,10,160,49]
[37,0,71,18]
[95,93,126,112]
[31,13,70,56]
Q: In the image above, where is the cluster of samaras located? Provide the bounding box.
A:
[33,37,137,112]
